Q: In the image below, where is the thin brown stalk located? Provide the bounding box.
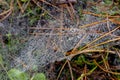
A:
[17,0,24,13]
[101,55,110,71]
[94,59,120,75]
[0,0,14,21]
[90,37,120,48]
[109,18,120,25]
[32,0,59,21]
[0,0,9,7]
[65,3,75,21]
[57,60,67,80]
[0,9,12,21]
[0,9,11,16]
[67,60,74,80]
[83,11,120,18]
[80,20,107,28]
[39,0,63,12]
[66,49,115,57]
[83,65,87,80]
[80,26,120,51]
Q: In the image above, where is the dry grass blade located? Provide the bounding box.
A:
[0,0,14,21]
[29,32,87,35]
[109,18,120,25]
[93,59,120,75]
[83,11,120,25]
[29,27,105,36]
[0,9,12,21]
[69,2,75,17]
[101,55,110,71]
[82,11,106,17]
[66,49,116,57]
[90,37,120,49]
[39,0,63,12]
[83,65,87,80]
[80,20,107,28]
[67,60,74,80]
[0,9,11,16]
[32,0,59,21]
[83,11,120,18]
[40,0,76,21]
[80,26,120,51]
[17,0,24,13]
[0,0,9,8]
[63,3,75,21]
[10,0,14,10]
[57,60,67,80]
[29,27,71,30]
[59,6,64,50]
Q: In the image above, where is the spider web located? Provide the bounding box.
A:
[13,14,120,71]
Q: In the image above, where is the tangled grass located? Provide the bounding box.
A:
[0,0,120,80]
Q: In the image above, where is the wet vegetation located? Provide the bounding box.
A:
[0,0,120,80]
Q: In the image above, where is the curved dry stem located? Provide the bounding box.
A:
[83,11,120,18]
[90,37,120,49]
[66,49,116,58]
[80,20,107,28]
[94,59,120,75]
[80,26,120,51]
[0,0,9,7]
[0,9,11,16]
[0,10,12,21]
[0,0,14,21]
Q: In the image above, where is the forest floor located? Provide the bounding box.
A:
[0,0,120,80]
